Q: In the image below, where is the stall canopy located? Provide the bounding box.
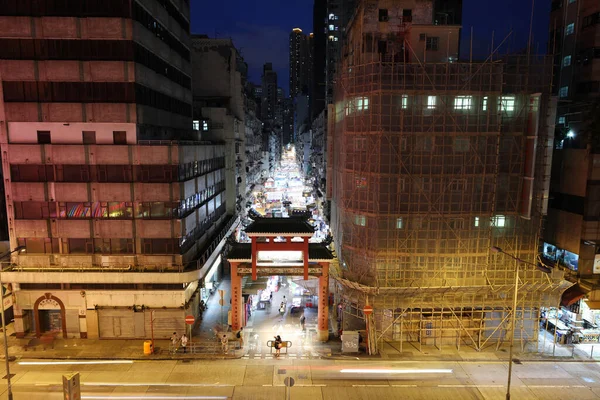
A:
[561,284,587,307]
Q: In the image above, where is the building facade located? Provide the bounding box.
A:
[544,0,600,297]
[0,0,238,339]
[329,0,569,354]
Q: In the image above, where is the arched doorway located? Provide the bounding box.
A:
[33,293,67,338]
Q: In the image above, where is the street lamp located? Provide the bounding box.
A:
[0,245,25,400]
[490,246,551,400]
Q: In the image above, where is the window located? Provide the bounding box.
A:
[202,120,209,131]
[403,9,412,22]
[401,94,408,109]
[329,24,335,30]
[454,95,472,110]
[565,23,574,35]
[354,137,367,150]
[355,176,367,189]
[37,131,51,144]
[113,131,127,144]
[559,86,569,98]
[396,217,404,229]
[453,137,470,152]
[500,96,515,112]
[356,97,369,111]
[569,0,576,3]
[329,13,335,20]
[482,96,488,111]
[426,37,439,51]
[354,215,366,226]
[398,177,406,191]
[82,131,96,144]
[491,215,506,227]
[416,137,434,152]
[474,217,480,227]
[419,33,426,41]
[193,120,200,130]
[558,116,566,125]
[449,219,464,229]
[450,179,466,191]
[563,55,572,67]
[379,9,388,22]
[427,95,437,109]
[582,12,600,29]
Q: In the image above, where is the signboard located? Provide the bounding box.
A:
[63,372,81,400]
[185,315,195,325]
[2,294,12,310]
[284,377,295,387]
[594,254,600,274]
[363,305,373,315]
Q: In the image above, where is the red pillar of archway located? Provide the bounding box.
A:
[230,262,243,331]
[317,262,330,342]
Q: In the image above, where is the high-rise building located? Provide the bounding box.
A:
[544,0,600,295]
[312,0,328,121]
[330,0,568,354]
[289,28,313,101]
[0,1,238,338]
[261,63,278,124]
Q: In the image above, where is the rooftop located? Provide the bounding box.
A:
[227,243,334,261]
[244,217,315,235]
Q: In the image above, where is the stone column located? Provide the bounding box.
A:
[317,262,329,342]
[230,262,243,330]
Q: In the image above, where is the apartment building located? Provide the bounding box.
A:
[0,0,238,339]
[544,0,600,298]
[329,0,569,354]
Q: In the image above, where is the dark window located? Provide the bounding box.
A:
[378,40,387,56]
[378,9,388,22]
[82,131,96,144]
[403,9,412,22]
[426,37,439,51]
[14,201,54,219]
[10,165,54,182]
[141,238,178,254]
[37,130,51,144]
[68,238,93,254]
[419,33,426,41]
[18,238,58,253]
[583,12,600,29]
[113,131,127,144]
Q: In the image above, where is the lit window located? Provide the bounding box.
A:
[565,23,574,35]
[328,35,335,41]
[329,24,335,30]
[202,121,209,131]
[356,96,369,111]
[401,94,408,109]
[354,215,366,226]
[558,116,566,124]
[329,13,335,20]
[454,95,473,110]
[559,86,569,98]
[569,0,576,3]
[193,120,200,130]
[482,96,488,111]
[396,217,404,229]
[427,96,437,109]
[355,176,367,188]
[333,36,338,41]
[491,215,506,227]
[474,217,480,227]
[501,96,515,112]
[563,55,571,67]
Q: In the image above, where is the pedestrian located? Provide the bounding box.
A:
[274,335,282,357]
[300,314,306,331]
[236,327,244,348]
[180,333,188,353]
[221,334,229,354]
[171,332,179,353]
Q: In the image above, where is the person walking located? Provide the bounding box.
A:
[274,335,282,357]
[221,334,229,354]
[236,327,244,348]
[300,314,306,331]
[171,332,179,353]
[180,333,188,353]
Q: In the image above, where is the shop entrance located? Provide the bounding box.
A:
[38,310,62,334]
[226,217,333,342]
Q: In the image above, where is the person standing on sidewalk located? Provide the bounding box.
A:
[236,327,244,348]
[221,334,229,354]
[180,333,188,353]
[300,314,306,331]
[171,332,179,353]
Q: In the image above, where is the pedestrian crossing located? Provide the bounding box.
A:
[241,352,320,360]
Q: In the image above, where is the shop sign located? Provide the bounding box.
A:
[2,294,12,309]
[594,254,600,274]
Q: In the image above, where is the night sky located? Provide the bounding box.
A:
[191,0,550,95]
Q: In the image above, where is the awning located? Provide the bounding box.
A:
[561,284,587,307]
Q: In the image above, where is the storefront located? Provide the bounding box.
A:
[201,255,222,302]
